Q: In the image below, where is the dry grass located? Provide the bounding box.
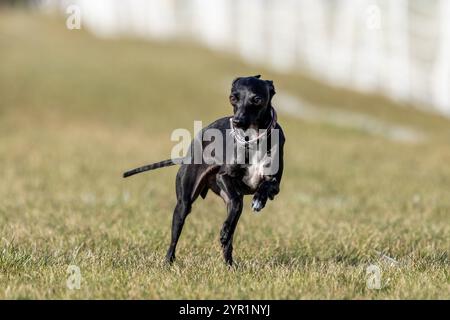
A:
[0,10,449,299]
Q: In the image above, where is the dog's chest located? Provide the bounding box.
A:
[242,150,270,190]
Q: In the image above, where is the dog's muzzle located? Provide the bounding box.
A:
[230,107,278,144]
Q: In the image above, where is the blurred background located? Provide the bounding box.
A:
[0,1,449,299]
[40,0,450,115]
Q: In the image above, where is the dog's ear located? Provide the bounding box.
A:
[231,77,242,88]
[266,80,276,97]
[253,74,261,79]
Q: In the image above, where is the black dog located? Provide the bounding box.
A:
[123,75,285,265]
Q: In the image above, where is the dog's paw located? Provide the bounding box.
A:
[251,195,267,213]
[251,199,263,212]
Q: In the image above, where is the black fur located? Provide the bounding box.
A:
[124,75,285,266]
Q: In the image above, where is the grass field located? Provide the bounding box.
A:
[0,10,449,299]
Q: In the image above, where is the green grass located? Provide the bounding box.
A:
[0,10,449,299]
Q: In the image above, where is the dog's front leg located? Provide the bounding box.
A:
[252,130,285,212]
[251,178,280,212]
[216,172,243,266]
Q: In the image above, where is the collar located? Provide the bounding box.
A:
[229,107,277,144]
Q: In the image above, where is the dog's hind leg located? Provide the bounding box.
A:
[165,197,191,263]
[165,165,204,264]
[217,172,243,266]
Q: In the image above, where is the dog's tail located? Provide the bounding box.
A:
[123,158,182,178]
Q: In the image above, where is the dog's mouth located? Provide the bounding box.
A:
[230,107,278,144]
[231,118,250,130]
[234,124,250,130]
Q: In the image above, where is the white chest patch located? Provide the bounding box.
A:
[242,150,272,190]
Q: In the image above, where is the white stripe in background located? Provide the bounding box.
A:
[274,92,427,143]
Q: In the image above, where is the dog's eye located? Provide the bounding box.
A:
[252,96,262,105]
[229,95,238,104]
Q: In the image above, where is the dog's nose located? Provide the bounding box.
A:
[232,118,246,128]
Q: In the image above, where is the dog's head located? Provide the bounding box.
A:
[229,75,275,130]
